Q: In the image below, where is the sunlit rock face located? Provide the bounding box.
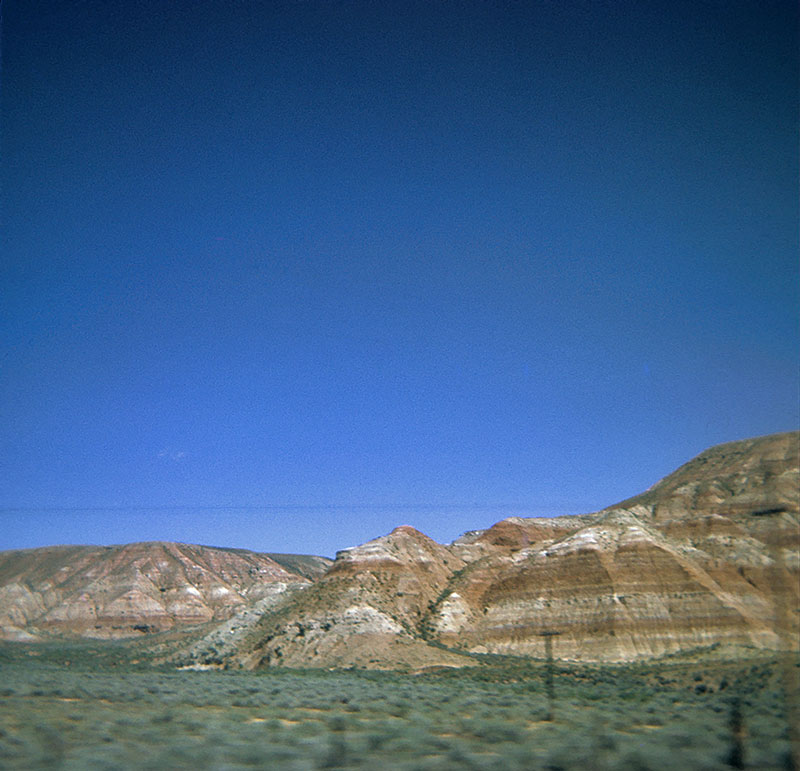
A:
[428,432,799,661]
[617,431,799,523]
[326,525,464,632]
[222,526,476,670]
[432,513,782,660]
[220,434,797,669]
[4,432,797,667]
[0,542,331,639]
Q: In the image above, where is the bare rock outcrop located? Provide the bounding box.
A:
[226,431,798,667]
[427,432,799,661]
[619,431,799,522]
[0,542,332,640]
[4,431,797,668]
[220,526,475,670]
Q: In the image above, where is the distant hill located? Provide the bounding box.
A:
[0,541,332,641]
[262,553,333,581]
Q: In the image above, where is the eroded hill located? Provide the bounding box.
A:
[0,542,332,640]
[194,431,798,668]
[2,432,797,668]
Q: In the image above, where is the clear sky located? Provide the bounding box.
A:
[2,1,797,558]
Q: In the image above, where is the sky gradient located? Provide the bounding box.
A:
[2,0,798,557]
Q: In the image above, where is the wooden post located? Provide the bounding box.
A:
[754,509,799,771]
[726,696,744,769]
[540,631,561,721]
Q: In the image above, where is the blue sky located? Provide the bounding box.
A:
[2,0,797,557]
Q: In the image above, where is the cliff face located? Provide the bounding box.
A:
[429,508,784,661]
[0,542,332,640]
[219,431,798,668]
[3,432,797,667]
[216,526,476,670]
[427,432,799,662]
[619,431,800,521]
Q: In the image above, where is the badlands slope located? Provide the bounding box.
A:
[201,431,798,668]
[0,541,331,640]
[2,431,796,668]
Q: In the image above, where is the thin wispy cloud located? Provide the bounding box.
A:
[157,449,187,462]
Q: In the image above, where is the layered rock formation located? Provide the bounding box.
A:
[3,431,797,667]
[0,541,332,640]
[214,431,798,668]
[209,526,477,670]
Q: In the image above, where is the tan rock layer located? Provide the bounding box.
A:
[3,431,797,669]
[226,431,798,668]
[0,542,331,639]
[217,526,472,670]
